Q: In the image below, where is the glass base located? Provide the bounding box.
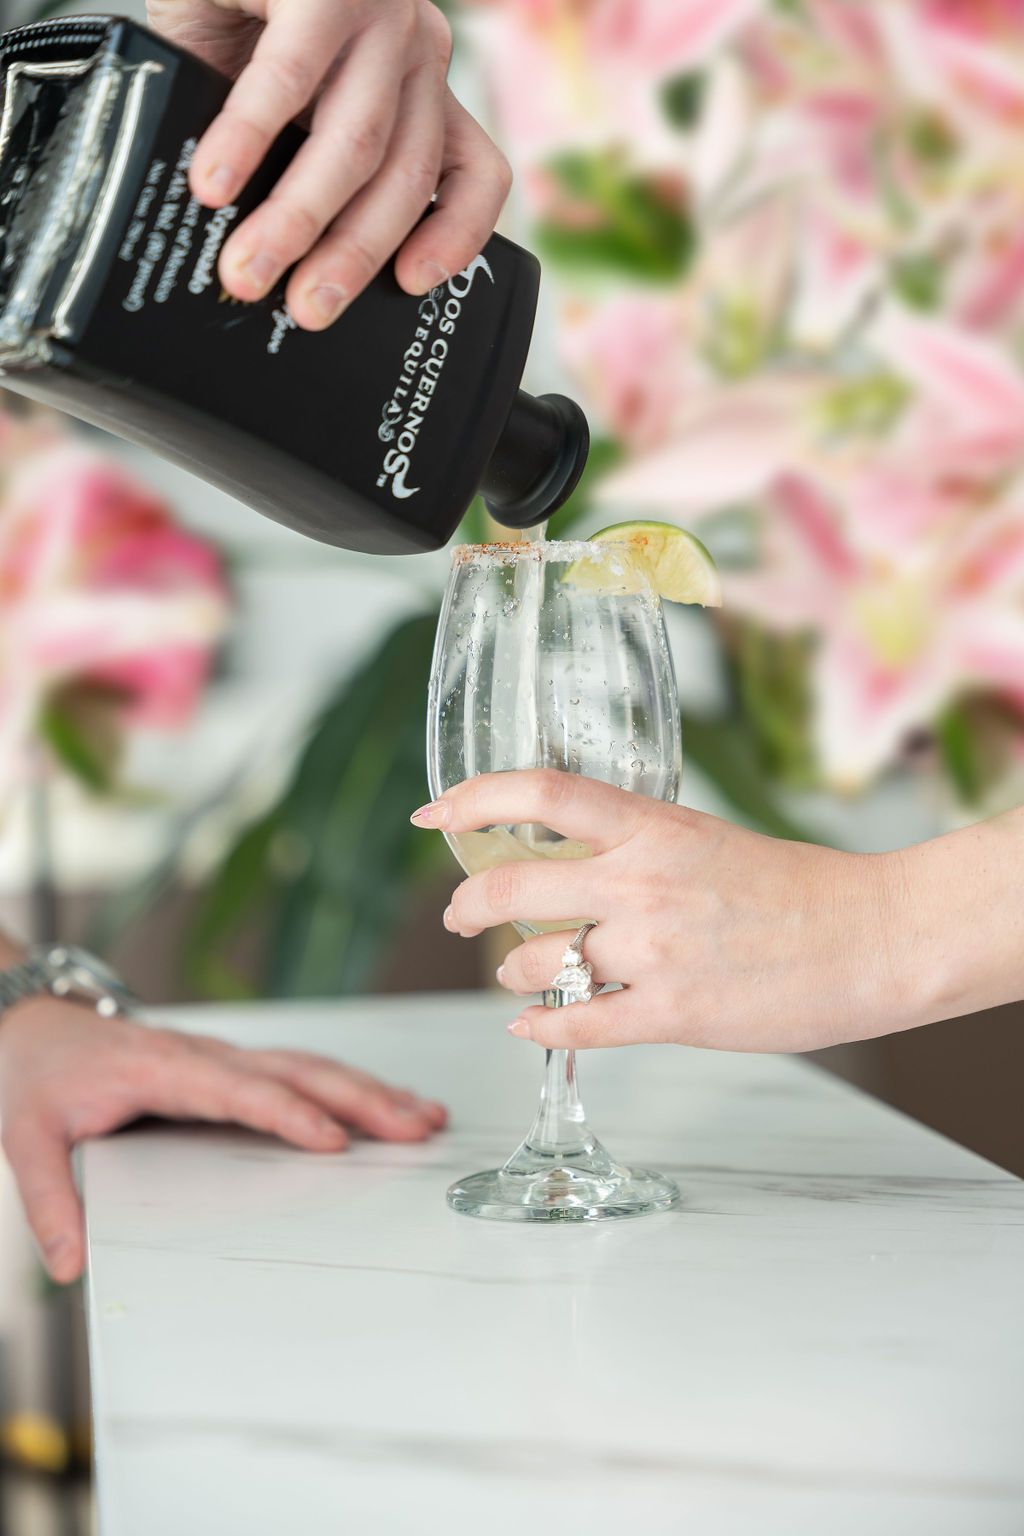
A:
[447,1133,680,1223]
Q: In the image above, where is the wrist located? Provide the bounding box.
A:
[834,848,929,1041]
[893,809,1024,1029]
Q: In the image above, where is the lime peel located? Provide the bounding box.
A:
[570,520,722,607]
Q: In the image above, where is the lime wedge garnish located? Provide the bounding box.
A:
[570,520,722,606]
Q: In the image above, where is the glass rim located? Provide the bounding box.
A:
[450,538,634,566]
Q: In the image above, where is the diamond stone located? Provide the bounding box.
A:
[551,962,593,1001]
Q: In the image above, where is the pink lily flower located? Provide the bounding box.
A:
[466,0,763,169]
[0,438,229,796]
[558,293,696,451]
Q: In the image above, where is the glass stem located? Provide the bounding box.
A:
[521,990,593,1158]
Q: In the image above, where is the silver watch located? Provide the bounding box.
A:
[0,945,137,1020]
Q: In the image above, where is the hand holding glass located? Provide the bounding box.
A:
[428,540,682,1220]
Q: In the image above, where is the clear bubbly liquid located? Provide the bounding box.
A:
[448,827,591,936]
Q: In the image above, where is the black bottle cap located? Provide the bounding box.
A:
[481,391,590,529]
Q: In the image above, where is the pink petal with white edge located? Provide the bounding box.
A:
[843,466,955,558]
[813,626,954,790]
[790,206,880,348]
[559,294,693,451]
[949,502,1024,601]
[595,384,811,514]
[721,475,854,632]
[959,228,1024,331]
[874,309,1024,451]
[922,22,1024,126]
[689,57,752,203]
[592,0,764,80]
[17,591,227,677]
[955,607,1024,708]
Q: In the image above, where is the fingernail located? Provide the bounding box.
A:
[496,964,505,984]
[308,283,348,324]
[443,904,456,930]
[394,1102,425,1119]
[205,163,237,203]
[416,259,448,291]
[238,250,279,293]
[410,800,449,826]
[507,1018,531,1039]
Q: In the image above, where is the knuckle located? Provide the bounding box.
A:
[529,768,571,816]
[520,946,548,988]
[348,118,389,177]
[484,861,521,915]
[491,150,513,195]
[425,6,453,67]
[265,195,322,251]
[396,153,441,199]
[261,50,317,108]
[326,232,380,287]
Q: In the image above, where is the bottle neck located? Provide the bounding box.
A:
[481,391,590,530]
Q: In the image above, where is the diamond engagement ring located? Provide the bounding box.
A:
[547,921,599,1005]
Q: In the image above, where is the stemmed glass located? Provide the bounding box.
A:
[427,539,683,1221]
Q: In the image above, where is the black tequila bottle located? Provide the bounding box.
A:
[0,15,589,553]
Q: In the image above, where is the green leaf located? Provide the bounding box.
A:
[184,612,441,1000]
[682,712,812,842]
[267,614,438,997]
[733,625,817,787]
[184,813,284,999]
[933,697,1021,807]
[660,72,706,129]
[818,373,911,437]
[906,109,958,169]
[891,253,945,311]
[936,704,981,804]
[537,150,696,282]
[38,690,122,793]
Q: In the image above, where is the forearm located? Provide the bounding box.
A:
[898,806,1024,1028]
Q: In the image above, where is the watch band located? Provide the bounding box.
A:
[0,946,134,1020]
[0,957,51,1015]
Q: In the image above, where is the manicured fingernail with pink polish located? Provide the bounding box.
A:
[411,800,449,826]
[507,1018,531,1039]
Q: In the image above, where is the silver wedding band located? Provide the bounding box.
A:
[544,921,599,1008]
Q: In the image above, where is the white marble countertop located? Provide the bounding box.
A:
[83,992,1024,1536]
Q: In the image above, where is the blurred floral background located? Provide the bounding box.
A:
[5,0,1024,1522]
[13,0,1024,1001]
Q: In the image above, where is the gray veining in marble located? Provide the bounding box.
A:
[83,992,1024,1536]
